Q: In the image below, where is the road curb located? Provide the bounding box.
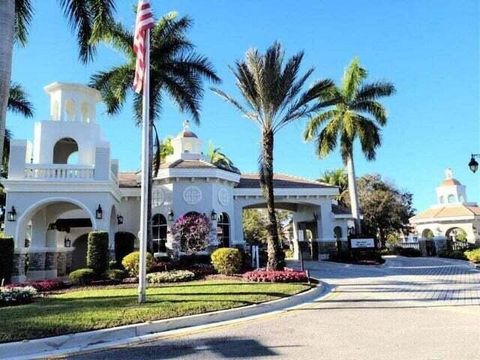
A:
[0,281,332,360]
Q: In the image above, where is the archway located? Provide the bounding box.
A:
[53,137,78,164]
[445,227,467,242]
[422,229,434,239]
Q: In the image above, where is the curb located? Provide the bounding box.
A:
[0,281,332,360]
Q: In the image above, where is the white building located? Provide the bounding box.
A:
[410,168,480,254]
[2,83,352,282]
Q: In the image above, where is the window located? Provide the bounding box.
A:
[217,212,230,247]
[447,194,456,203]
[152,214,167,253]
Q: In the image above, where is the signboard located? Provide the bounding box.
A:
[350,238,375,249]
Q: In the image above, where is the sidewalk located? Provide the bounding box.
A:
[0,281,331,360]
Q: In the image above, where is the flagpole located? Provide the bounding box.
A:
[138,29,151,304]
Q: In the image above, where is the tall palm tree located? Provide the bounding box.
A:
[304,57,396,233]
[212,42,334,270]
[318,169,348,206]
[0,0,116,177]
[90,12,220,249]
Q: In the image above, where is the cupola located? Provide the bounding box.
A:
[167,120,202,162]
[436,168,467,204]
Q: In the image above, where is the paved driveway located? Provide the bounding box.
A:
[69,256,480,360]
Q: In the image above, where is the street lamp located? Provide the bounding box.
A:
[468,154,479,173]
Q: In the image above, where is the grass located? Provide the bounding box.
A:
[0,280,310,343]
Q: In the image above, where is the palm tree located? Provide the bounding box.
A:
[90,12,220,249]
[212,42,334,270]
[304,57,396,234]
[318,169,348,206]
[0,0,116,177]
[207,141,240,173]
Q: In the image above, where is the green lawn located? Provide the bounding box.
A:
[0,280,310,343]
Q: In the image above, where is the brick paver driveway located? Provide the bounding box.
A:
[70,256,480,360]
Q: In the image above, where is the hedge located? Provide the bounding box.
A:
[0,237,14,284]
[69,268,96,285]
[114,232,136,264]
[211,248,242,275]
[86,231,109,275]
[146,270,195,284]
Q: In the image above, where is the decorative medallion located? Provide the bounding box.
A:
[218,188,229,206]
[183,186,202,205]
[152,188,165,207]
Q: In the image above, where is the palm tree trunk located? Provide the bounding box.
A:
[0,0,15,172]
[261,129,284,270]
[346,152,362,234]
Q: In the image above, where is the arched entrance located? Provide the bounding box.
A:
[15,197,96,280]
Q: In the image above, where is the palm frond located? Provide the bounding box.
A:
[8,83,34,118]
[14,0,33,46]
[342,57,367,101]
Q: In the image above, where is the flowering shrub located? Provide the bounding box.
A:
[171,213,211,255]
[7,279,65,292]
[243,268,308,283]
[0,286,37,306]
[147,270,196,284]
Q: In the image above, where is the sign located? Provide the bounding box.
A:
[350,238,375,249]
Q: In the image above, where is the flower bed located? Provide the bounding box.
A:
[7,279,66,292]
[0,286,37,306]
[243,268,308,283]
[147,270,196,284]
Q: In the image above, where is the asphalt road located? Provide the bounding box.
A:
[68,256,480,360]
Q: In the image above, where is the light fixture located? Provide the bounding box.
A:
[64,237,71,248]
[117,214,124,225]
[167,209,174,221]
[96,205,103,220]
[347,226,355,236]
[211,210,217,221]
[468,154,479,173]
[7,206,16,222]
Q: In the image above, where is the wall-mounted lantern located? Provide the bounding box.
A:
[167,209,174,221]
[117,214,124,225]
[64,237,71,248]
[96,205,103,220]
[211,210,217,221]
[7,207,16,222]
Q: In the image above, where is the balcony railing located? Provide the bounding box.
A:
[24,164,95,180]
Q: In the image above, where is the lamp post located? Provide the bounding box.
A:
[468,154,480,173]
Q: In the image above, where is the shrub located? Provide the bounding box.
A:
[464,248,480,263]
[0,286,37,306]
[104,269,126,282]
[109,260,123,270]
[243,268,308,283]
[211,248,242,275]
[176,254,211,267]
[87,231,109,275]
[146,270,195,284]
[284,249,294,259]
[122,251,154,277]
[398,248,422,257]
[114,232,135,264]
[7,279,65,292]
[0,237,14,284]
[438,249,467,261]
[69,268,96,285]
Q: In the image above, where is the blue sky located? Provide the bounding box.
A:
[8,0,479,212]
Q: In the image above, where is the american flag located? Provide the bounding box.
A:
[133,0,155,94]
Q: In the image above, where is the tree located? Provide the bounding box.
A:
[350,174,415,246]
[304,57,396,234]
[207,141,240,173]
[318,168,348,206]
[90,12,220,249]
[212,42,333,270]
[0,0,116,172]
[243,209,292,245]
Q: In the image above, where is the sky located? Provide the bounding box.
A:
[8,0,480,212]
